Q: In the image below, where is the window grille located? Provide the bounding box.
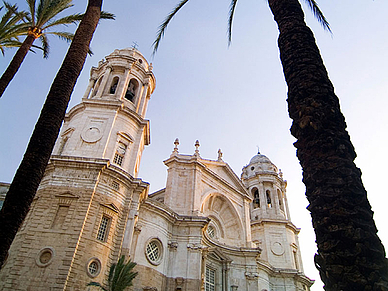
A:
[205,267,215,291]
[113,143,126,166]
[97,216,110,241]
[146,241,160,262]
[88,261,99,275]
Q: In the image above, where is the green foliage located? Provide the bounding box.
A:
[87,256,138,291]
[0,2,29,54]
[6,0,114,58]
[153,0,331,53]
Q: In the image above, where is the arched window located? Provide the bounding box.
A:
[252,188,260,209]
[266,190,272,208]
[125,79,139,102]
[110,76,119,94]
[277,189,285,211]
[113,142,127,166]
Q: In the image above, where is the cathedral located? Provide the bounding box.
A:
[0,48,313,291]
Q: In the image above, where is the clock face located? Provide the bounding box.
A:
[81,126,103,143]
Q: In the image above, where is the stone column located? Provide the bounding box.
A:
[245,272,259,291]
[95,66,112,98]
[137,81,150,116]
[273,186,281,217]
[117,65,132,100]
[121,190,142,257]
[258,182,267,217]
[283,189,291,221]
[82,76,97,99]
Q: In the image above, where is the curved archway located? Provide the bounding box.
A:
[201,192,245,246]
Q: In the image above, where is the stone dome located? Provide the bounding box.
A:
[249,153,272,165]
[242,152,279,179]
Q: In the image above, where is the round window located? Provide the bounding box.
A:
[145,238,163,265]
[36,247,54,267]
[86,258,102,278]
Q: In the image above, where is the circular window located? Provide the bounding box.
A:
[86,258,102,278]
[251,166,255,171]
[145,238,163,265]
[36,247,54,267]
[207,226,215,238]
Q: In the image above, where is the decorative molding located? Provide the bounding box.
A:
[55,192,79,206]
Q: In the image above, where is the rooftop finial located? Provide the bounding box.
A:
[217,149,223,161]
[194,140,200,156]
[256,145,260,154]
[131,41,139,50]
[279,169,283,179]
[172,138,179,155]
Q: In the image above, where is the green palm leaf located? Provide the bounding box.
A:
[87,281,109,291]
[227,0,238,46]
[154,0,331,53]
[153,0,190,54]
[87,256,137,291]
[302,0,331,32]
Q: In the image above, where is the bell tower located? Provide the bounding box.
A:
[0,48,155,291]
[53,48,155,177]
[241,152,305,275]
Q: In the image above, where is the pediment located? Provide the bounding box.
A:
[100,202,119,213]
[55,192,79,206]
[208,247,232,263]
[200,160,249,197]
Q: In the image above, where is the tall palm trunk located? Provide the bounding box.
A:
[0,34,36,98]
[0,0,102,268]
[267,0,388,289]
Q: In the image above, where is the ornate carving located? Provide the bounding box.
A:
[187,243,205,251]
[245,272,259,280]
[134,224,142,233]
[168,241,178,250]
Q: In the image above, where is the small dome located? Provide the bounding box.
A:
[243,152,278,176]
[249,153,272,165]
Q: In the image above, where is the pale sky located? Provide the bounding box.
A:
[1,1,388,290]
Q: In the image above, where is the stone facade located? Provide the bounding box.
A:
[0,48,313,291]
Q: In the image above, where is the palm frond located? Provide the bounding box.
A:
[41,13,83,29]
[227,0,238,46]
[46,31,73,42]
[0,2,30,52]
[152,0,190,54]
[24,0,35,24]
[107,261,117,290]
[111,255,126,289]
[302,0,331,32]
[87,281,109,291]
[100,11,115,21]
[37,0,73,28]
[39,33,49,57]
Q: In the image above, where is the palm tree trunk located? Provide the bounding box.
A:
[0,0,102,268]
[0,34,35,98]
[267,0,388,289]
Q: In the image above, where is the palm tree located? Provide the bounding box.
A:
[87,256,138,291]
[153,0,388,289]
[0,2,29,54]
[0,0,85,98]
[0,0,113,268]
